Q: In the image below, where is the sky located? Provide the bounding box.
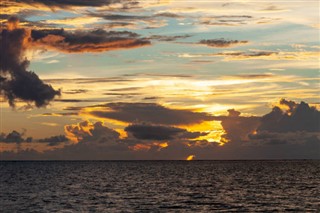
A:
[0,0,319,160]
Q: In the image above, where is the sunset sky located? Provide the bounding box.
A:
[0,0,319,160]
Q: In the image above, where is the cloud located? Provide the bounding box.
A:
[37,135,69,146]
[199,15,253,26]
[212,51,320,61]
[199,39,248,48]
[258,99,320,133]
[0,130,26,143]
[216,100,320,147]
[0,17,60,107]
[148,34,192,42]
[31,28,151,53]
[88,13,150,21]
[63,89,88,95]
[87,12,169,29]
[155,12,182,18]
[125,123,207,141]
[86,102,212,125]
[214,109,260,143]
[4,0,132,10]
[64,120,120,143]
[1,100,319,160]
[179,51,320,61]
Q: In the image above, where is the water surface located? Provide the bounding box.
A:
[1,160,319,212]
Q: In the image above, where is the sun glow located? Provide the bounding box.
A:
[186,155,195,161]
[180,121,228,145]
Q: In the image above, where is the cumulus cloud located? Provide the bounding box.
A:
[0,17,60,107]
[0,130,26,143]
[258,99,320,132]
[216,99,320,147]
[243,99,320,147]
[199,39,248,48]
[214,109,260,143]
[64,120,120,143]
[86,102,212,125]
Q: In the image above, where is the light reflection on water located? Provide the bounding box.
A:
[0,160,319,212]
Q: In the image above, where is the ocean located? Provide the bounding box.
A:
[0,160,319,212]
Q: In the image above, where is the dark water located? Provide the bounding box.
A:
[0,161,319,212]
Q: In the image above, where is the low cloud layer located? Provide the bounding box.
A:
[1,99,319,160]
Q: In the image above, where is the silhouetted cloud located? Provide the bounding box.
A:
[63,89,88,94]
[64,121,121,143]
[125,124,207,140]
[1,100,319,160]
[0,130,25,143]
[214,109,260,143]
[88,13,149,21]
[37,135,69,146]
[148,34,192,42]
[216,100,320,147]
[258,99,320,132]
[0,17,60,107]
[199,39,248,48]
[155,12,182,18]
[32,28,150,53]
[4,0,137,10]
[87,102,212,125]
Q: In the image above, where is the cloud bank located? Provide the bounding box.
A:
[1,99,319,160]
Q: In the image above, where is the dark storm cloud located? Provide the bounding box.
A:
[0,17,60,107]
[87,102,212,125]
[199,39,248,48]
[125,124,207,141]
[31,28,150,53]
